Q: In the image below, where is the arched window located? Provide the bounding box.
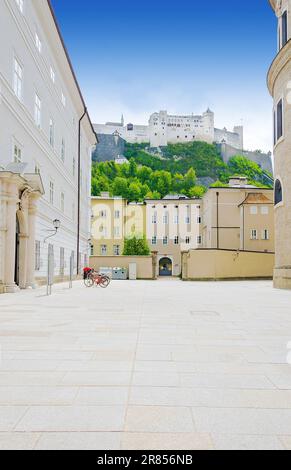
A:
[275,179,283,205]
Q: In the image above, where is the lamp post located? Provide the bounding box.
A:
[44,219,61,296]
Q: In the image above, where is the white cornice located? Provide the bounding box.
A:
[267,40,291,95]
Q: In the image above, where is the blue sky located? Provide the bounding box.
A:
[51,0,277,152]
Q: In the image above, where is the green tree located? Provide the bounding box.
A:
[112,177,128,198]
[127,182,142,201]
[123,235,150,256]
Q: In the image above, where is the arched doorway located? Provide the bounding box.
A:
[15,214,20,286]
[159,257,173,277]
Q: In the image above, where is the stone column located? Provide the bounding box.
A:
[151,251,158,280]
[26,196,38,289]
[4,184,19,293]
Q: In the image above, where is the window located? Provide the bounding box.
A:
[60,247,65,275]
[197,216,202,224]
[90,244,94,256]
[50,67,55,83]
[15,0,23,13]
[173,215,179,224]
[61,138,65,162]
[275,179,283,205]
[151,236,157,245]
[61,92,66,107]
[34,93,41,127]
[174,236,179,245]
[101,245,107,255]
[277,99,283,141]
[35,163,40,175]
[114,226,120,237]
[114,210,120,219]
[163,236,168,245]
[49,119,54,147]
[49,181,54,204]
[251,229,258,240]
[35,33,42,53]
[13,58,22,100]
[250,206,258,215]
[61,192,65,213]
[282,11,288,48]
[262,229,269,241]
[13,143,22,163]
[261,206,269,215]
[114,245,120,256]
[100,210,107,218]
[186,236,191,244]
[152,214,157,224]
[163,214,168,224]
[197,236,202,245]
[185,216,190,224]
[35,241,40,271]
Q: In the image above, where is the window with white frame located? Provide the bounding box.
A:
[35,33,42,53]
[174,236,179,245]
[250,206,258,215]
[101,244,107,255]
[35,241,41,271]
[262,229,269,240]
[61,138,65,162]
[163,236,168,245]
[114,245,120,256]
[197,216,202,224]
[13,58,22,100]
[49,119,54,147]
[197,235,202,245]
[173,215,179,224]
[261,206,269,215]
[114,226,120,237]
[163,214,168,224]
[50,67,55,83]
[13,143,22,163]
[49,181,54,204]
[151,236,157,245]
[281,10,288,49]
[114,210,120,219]
[15,0,24,13]
[186,236,191,244]
[251,229,258,240]
[61,192,65,213]
[34,93,41,127]
[277,99,283,141]
[185,216,190,224]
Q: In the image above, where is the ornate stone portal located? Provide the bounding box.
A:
[0,171,44,294]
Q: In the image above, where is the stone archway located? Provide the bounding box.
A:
[159,257,173,277]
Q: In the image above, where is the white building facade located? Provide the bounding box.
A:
[94,109,243,149]
[0,0,96,293]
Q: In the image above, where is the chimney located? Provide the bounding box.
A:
[228,176,248,187]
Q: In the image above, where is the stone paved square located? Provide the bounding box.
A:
[0,279,291,450]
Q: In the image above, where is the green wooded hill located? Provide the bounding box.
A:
[91,141,273,202]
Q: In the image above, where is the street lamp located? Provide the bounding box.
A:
[53,219,61,231]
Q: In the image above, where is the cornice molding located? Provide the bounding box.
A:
[267,40,291,95]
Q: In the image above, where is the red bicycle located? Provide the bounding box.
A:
[84,269,110,288]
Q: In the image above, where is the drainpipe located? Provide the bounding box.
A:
[77,108,87,276]
[216,192,219,249]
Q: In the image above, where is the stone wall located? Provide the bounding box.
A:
[92,134,125,162]
[182,249,274,280]
[217,143,273,174]
[89,255,156,280]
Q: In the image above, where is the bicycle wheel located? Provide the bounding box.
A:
[84,276,94,287]
[99,276,110,288]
